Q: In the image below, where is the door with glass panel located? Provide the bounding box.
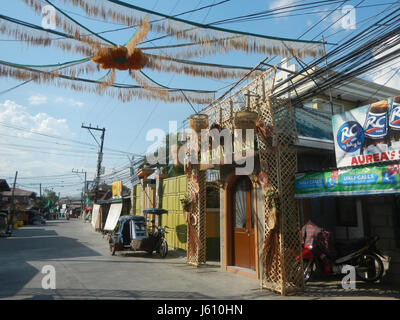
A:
[232,176,255,270]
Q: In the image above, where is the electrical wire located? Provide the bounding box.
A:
[272,10,400,102]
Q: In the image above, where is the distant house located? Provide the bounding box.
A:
[0,188,37,210]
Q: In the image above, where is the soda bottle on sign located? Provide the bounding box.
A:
[361,100,389,155]
[388,95,400,147]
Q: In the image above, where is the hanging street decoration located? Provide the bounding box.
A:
[0,0,325,103]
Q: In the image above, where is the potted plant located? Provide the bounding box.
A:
[180,194,193,219]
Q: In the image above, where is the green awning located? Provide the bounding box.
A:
[295,163,400,198]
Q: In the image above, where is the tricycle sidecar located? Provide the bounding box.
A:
[109,209,169,258]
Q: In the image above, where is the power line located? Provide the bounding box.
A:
[1,0,230,44]
[0,120,138,156]
[272,11,400,102]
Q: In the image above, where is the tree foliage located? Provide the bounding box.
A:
[37,189,59,209]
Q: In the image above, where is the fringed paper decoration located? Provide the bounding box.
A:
[125,15,149,56]
[20,0,114,49]
[0,61,215,104]
[145,54,262,79]
[0,58,97,78]
[139,37,243,60]
[0,15,98,57]
[99,69,115,88]
[90,15,149,74]
[92,46,147,71]
[57,0,325,58]
[129,69,169,101]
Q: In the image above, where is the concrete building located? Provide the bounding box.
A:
[200,59,400,285]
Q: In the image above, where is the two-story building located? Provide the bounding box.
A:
[198,59,400,286]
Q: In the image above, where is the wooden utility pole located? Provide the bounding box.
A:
[9,171,18,225]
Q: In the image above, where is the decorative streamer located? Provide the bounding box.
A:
[56,0,325,58]
[0,57,98,78]
[10,1,302,103]
[139,36,245,60]
[20,0,113,49]
[0,14,98,57]
[145,54,263,79]
[126,15,149,56]
[129,69,169,101]
[0,60,215,104]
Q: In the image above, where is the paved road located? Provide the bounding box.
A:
[0,219,399,300]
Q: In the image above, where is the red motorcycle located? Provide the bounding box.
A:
[302,235,385,283]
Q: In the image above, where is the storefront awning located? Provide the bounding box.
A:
[295,163,400,198]
[103,203,123,231]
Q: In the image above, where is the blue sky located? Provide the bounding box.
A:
[1,0,399,196]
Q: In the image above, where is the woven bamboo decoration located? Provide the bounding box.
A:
[256,96,304,296]
[186,165,207,266]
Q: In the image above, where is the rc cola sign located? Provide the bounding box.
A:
[332,96,400,168]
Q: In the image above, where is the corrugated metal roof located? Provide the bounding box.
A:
[1,188,36,197]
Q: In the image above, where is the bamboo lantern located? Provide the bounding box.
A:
[233,110,258,130]
[189,114,209,134]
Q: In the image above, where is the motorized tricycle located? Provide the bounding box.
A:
[109,209,169,258]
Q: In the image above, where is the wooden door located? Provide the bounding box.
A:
[232,176,255,270]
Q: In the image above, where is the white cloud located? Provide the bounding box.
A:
[0,100,79,194]
[28,94,48,105]
[268,0,297,18]
[55,96,84,107]
[0,100,69,137]
[269,0,296,10]
[0,100,97,196]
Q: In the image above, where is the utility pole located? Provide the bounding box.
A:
[9,171,18,225]
[72,169,87,192]
[81,124,105,201]
[72,168,87,211]
[39,183,42,197]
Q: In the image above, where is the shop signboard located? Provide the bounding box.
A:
[295,163,400,198]
[112,180,122,199]
[332,96,400,168]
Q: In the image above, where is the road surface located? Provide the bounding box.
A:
[0,219,399,300]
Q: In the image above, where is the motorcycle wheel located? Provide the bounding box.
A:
[159,239,168,258]
[303,259,314,283]
[355,253,384,282]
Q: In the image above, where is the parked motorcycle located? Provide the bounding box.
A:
[302,235,385,283]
